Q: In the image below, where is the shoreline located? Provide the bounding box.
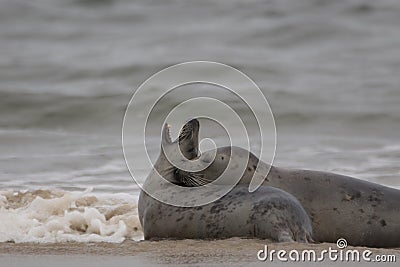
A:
[1,239,399,266]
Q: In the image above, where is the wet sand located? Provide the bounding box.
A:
[1,239,399,266]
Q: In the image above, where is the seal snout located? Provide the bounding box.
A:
[178,119,200,160]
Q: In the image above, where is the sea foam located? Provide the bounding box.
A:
[0,188,143,243]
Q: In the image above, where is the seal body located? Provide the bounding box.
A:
[139,185,313,242]
[179,146,400,247]
[138,121,313,242]
[267,166,400,247]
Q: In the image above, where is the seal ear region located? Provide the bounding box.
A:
[162,123,172,145]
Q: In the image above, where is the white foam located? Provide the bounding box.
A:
[0,188,143,243]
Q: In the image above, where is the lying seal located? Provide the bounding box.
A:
[138,120,313,242]
[175,119,400,248]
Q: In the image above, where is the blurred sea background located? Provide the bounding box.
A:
[0,0,399,242]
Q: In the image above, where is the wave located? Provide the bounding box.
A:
[2,90,400,132]
[0,188,142,243]
[275,111,400,126]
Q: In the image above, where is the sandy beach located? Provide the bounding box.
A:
[1,239,399,266]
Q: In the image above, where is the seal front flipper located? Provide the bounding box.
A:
[277,231,295,243]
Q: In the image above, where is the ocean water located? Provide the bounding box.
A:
[1,0,400,242]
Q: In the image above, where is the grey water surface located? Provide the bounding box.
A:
[1,0,399,194]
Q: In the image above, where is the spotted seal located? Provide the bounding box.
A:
[175,119,400,247]
[138,120,313,242]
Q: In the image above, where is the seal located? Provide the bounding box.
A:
[138,120,313,242]
[175,119,400,247]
